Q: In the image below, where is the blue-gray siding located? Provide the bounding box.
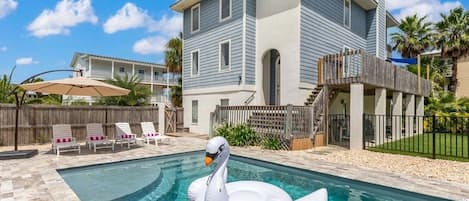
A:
[183,20,244,89]
[299,0,368,85]
[376,0,386,59]
[183,0,243,40]
[245,0,256,85]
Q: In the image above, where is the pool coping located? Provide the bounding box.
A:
[56,149,464,200]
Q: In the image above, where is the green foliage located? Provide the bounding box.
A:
[25,94,63,105]
[70,99,89,106]
[98,74,151,106]
[0,66,16,103]
[165,33,183,107]
[391,15,434,58]
[215,124,259,146]
[425,92,469,116]
[261,137,282,150]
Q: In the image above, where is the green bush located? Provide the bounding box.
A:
[261,137,282,150]
[215,123,259,146]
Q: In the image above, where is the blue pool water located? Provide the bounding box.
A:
[58,151,448,201]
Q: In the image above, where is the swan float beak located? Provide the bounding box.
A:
[205,156,214,166]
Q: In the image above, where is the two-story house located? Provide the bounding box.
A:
[171,0,400,134]
[65,52,181,105]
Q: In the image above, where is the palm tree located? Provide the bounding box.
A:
[435,7,469,88]
[0,66,16,103]
[391,15,434,58]
[165,32,183,73]
[165,32,183,107]
[98,74,151,106]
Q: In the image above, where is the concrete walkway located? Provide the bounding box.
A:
[0,136,468,200]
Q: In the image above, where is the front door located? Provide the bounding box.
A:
[269,50,280,105]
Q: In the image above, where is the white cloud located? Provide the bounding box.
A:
[27,0,98,38]
[103,3,152,34]
[388,0,462,22]
[16,57,39,65]
[0,0,17,19]
[133,36,167,55]
[0,46,6,52]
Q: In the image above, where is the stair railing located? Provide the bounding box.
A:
[310,88,325,138]
[244,91,256,105]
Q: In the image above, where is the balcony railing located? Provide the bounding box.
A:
[319,50,431,96]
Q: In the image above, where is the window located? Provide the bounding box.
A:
[192,100,198,124]
[191,50,199,76]
[220,0,231,21]
[191,4,200,33]
[219,41,230,71]
[119,67,125,73]
[220,99,229,122]
[343,0,351,28]
[138,69,145,79]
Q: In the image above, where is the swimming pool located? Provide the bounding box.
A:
[58,151,448,201]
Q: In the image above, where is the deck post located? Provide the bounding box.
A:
[405,94,415,137]
[374,88,386,145]
[416,96,424,134]
[350,83,364,150]
[392,92,403,141]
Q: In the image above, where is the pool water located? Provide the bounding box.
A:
[59,151,448,201]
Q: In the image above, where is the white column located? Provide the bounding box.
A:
[350,83,364,150]
[132,64,135,76]
[158,104,166,135]
[416,96,424,134]
[88,57,92,78]
[111,61,115,79]
[150,67,154,93]
[392,92,403,141]
[374,88,386,145]
[404,94,415,137]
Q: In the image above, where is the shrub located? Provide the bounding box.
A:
[261,137,282,150]
[215,123,259,146]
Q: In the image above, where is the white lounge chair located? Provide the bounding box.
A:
[140,122,170,146]
[115,122,137,148]
[51,124,80,156]
[86,123,115,152]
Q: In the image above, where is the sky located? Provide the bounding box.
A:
[0,0,467,83]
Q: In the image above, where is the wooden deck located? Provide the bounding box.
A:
[319,50,431,96]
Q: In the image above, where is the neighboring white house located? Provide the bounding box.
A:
[64,52,180,105]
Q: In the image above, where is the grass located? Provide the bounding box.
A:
[368,133,469,162]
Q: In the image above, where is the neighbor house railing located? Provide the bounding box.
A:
[322,50,431,96]
[0,104,161,146]
[364,114,469,160]
[210,105,313,150]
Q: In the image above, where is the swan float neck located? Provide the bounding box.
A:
[204,137,230,201]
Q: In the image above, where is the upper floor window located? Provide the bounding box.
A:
[138,69,145,79]
[219,40,231,71]
[343,0,351,28]
[220,0,231,21]
[191,4,200,33]
[191,50,200,76]
[119,67,125,73]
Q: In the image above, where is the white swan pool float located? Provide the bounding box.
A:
[188,136,328,201]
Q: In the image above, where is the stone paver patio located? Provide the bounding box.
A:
[0,136,468,200]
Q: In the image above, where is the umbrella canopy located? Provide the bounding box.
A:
[19,77,130,97]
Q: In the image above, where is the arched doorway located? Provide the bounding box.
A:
[262,49,281,105]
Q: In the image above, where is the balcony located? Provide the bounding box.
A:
[320,50,431,96]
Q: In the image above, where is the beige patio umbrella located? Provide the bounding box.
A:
[19,77,130,96]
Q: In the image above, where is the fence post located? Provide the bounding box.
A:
[432,115,436,159]
[286,104,293,139]
[158,104,166,135]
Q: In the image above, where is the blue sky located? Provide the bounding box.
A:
[0,0,467,83]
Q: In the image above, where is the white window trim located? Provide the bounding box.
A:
[191,100,198,125]
[191,4,200,33]
[219,0,232,22]
[343,0,351,29]
[218,40,231,72]
[191,49,200,77]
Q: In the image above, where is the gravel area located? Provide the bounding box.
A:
[298,147,469,184]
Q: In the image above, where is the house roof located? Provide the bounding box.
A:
[70,52,166,69]
[171,0,200,12]
[386,11,399,27]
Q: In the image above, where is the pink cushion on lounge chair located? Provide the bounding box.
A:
[56,138,61,143]
[100,136,105,140]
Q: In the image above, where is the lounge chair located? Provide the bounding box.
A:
[86,123,115,152]
[140,122,170,146]
[51,124,81,156]
[115,122,137,148]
